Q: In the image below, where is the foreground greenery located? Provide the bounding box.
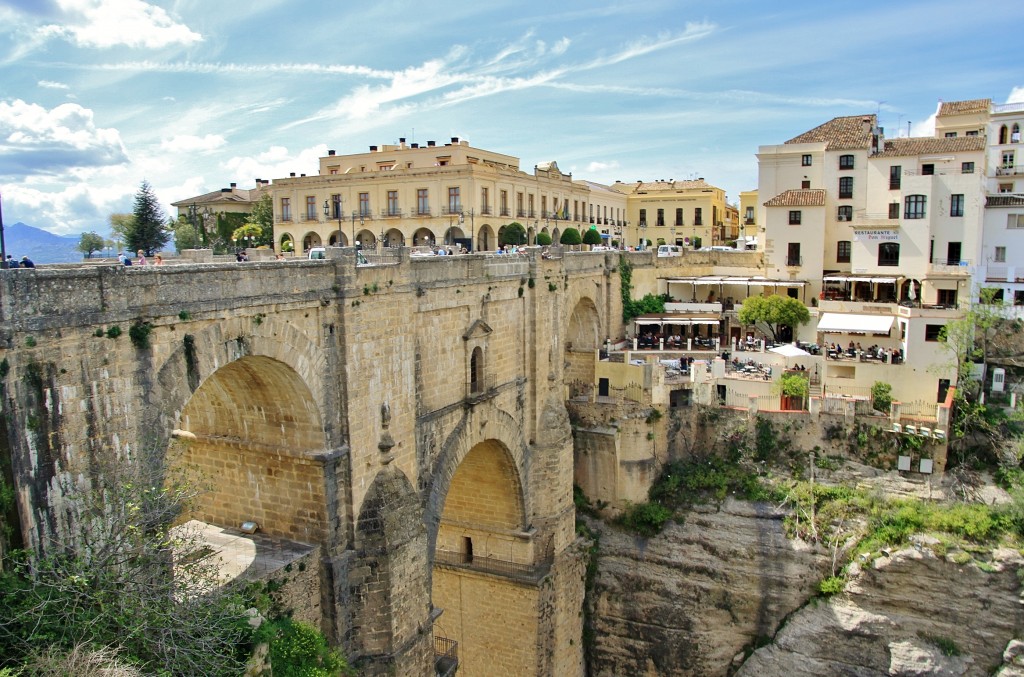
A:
[0,448,353,676]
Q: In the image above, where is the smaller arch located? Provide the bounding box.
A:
[444,226,465,244]
[302,230,322,252]
[470,347,484,394]
[328,230,349,247]
[381,228,404,247]
[999,125,1009,145]
[278,232,295,253]
[411,227,436,246]
[476,224,495,251]
[552,226,561,243]
[356,229,377,247]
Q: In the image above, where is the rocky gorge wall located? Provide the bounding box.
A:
[585,499,1024,677]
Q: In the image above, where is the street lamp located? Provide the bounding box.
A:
[324,197,344,246]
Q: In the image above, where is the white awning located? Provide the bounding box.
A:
[823,275,899,284]
[634,317,719,327]
[816,313,895,333]
[663,276,807,287]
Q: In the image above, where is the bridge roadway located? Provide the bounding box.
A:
[0,247,633,676]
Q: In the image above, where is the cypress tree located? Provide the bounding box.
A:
[126,180,171,254]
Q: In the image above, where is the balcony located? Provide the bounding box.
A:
[380,208,403,218]
[996,165,1022,176]
[786,256,803,267]
[500,208,510,217]
[434,636,459,677]
[517,209,526,217]
[928,260,972,276]
[480,206,492,215]
[416,208,432,217]
[440,206,462,216]
[434,548,551,584]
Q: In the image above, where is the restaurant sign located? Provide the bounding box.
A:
[854,229,899,242]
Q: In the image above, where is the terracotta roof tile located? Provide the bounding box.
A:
[785,115,875,150]
[764,189,826,207]
[619,179,717,194]
[876,137,985,157]
[937,99,991,116]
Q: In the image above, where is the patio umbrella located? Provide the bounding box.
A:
[768,344,811,358]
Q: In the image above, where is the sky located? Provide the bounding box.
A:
[0,0,1021,237]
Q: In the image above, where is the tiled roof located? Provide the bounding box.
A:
[623,179,716,193]
[937,99,991,117]
[875,137,986,157]
[763,189,826,207]
[785,115,875,150]
[171,186,266,207]
[986,195,1024,207]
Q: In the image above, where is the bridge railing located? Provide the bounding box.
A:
[434,548,552,584]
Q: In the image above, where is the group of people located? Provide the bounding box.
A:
[826,341,902,364]
[4,255,34,268]
[118,250,163,266]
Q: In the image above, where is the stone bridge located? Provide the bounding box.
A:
[0,247,635,676]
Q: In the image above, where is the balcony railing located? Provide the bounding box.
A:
[480,206,492,215]
[786,256,803,267]
[500,208,510,216]
[434,636,459,677]
[380,208,403,218]
[440,206,462,215]
[434,548,551,583]
[996,165,1022,176]
[416,208,432,216]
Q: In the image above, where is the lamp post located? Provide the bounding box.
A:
[324,197,344,246]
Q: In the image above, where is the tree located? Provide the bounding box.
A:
[559,227,582,246]
[535,232,552,246]
[231,223,262,249]
[737,295,810,342]
[108,213,132,251]
[125,181,171,255]
[582,228,603,246]
[0,446,252,674]
[499,222,527,246]
[249,193,274,246]
[76,232,104,259]
[172,217,202,252]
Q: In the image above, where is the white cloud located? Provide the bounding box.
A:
[587,160,619,173]
[38,79,68,89]
[910,111,936,138]
[40,0,202,49]
[160,134,226,153]
[221,144,328,185]
[0,99,128,176]
[1007,87,1024,104]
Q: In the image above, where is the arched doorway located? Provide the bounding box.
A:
[302,231,322,253]
[476,224,495,252]
[328,230,349,247]
[356,229,377,248]
[278,232,295,253]
[565,297,602,385]
[412,227,436,246]
[382,228,404,247]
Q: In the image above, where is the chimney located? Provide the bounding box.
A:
[451,137,459,144]
[255,178,262,185]
[412,143,419,148]
[221,188,231,192]
[328,149,336,156]
[399,137,406,143]
[290,173,296,177]
[427,140,435,147]
[370,145,378,151]
[230,182,237,188]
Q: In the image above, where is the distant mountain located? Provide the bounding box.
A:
[3,222,86,264]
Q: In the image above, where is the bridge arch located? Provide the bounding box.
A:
[564,292,604,386]
[149,315,333,544]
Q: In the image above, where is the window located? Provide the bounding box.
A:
[921,163,935,175]
[676,208,684,226]
[387,190,399,216]
[904,195,926,219]
[744,207,753,224]
[938,289,958,306]
[481,187,489,213]
[1002,151,1015,168]
[801,180,811,189]
[528,194,534,217]
[838,176,853,199]
[280,197,291,221]
[944,131,957,138]
[946,242,961,265]
[639,208,647,226]
[786,242,801,266]
[470,347,484,394]
[962,161,975,174]
[359,192,370,217]
[1014,124,1021,143]
[501,190,509,216]
[1008,214,1024,229]
[878,242,900,267]
[966,130,979,137]
[1000,183,1014,194]
[837,240,851,263]
[417,188,429,215]
[305,196,316,220]
[1015,290,1024,306]
[656,209,665,227]
[788,210,801,225]
[516,192,523,217]
[801,154,812,166]
[889,165,902,190]
[994,246,1006,263]
[330,194,342,219]
[837,205,852,222]
[924,324,943,342]
[839,154,854,170]
[950,194,964,217]
[888,203,900,219]
[448,187,461,214]
[694,208,703,225]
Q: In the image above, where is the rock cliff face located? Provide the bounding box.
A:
[587,501,1024,677]
[587,499,829,676]
[738,546,1024,677]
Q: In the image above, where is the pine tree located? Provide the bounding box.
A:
[126,180,171,254]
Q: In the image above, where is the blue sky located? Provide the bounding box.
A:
[0,0,1021,236]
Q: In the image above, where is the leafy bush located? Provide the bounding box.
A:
[582,228,603,246]
[617,501,672,537]
[255,618,353,676]
[870,381,892,413]
[535,232,552,246]
[559,228,582,245]
[128,321,153,349]
[105,325,122,339]
[818,576,845,597]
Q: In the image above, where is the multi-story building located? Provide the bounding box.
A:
[757,113,987,404]
[738,189,759,249]
[610,178,728,249]
[268,137,627,253]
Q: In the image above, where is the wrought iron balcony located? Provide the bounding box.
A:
[434,636,458,677]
